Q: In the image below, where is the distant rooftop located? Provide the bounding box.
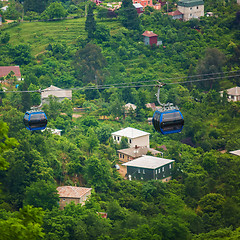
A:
[229,150,240,156]
[112,127,150,138]
[142,31,158,37]
[168,10,183,16]
[57,186,92,198]
[42,85,72,99]
[225,86,240,96]
[133,3,143,8]
[0,66,21,78]
[178,0,204,7]
[123,155,174,169]
[118,146,162,158]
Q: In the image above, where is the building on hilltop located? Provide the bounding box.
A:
[57,186,92,210]
[42,85,72,104]
[123,155,175,181]
[118,145,162,162]
[177,0,204,21]
[0,66,22,81]
[112,127,150,148]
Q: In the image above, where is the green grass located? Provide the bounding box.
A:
[5,18,123,56]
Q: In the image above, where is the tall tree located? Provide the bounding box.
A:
[85,3,96,39]
[74,43,107,84]
[118,0,140,30]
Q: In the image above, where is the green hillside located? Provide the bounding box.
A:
[0,0,240,239]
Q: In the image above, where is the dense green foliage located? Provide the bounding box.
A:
[0,0,240,239]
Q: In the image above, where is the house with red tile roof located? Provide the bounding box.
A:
[142,31,162,46]
[57,186,92,209]
[0,66,22,81]
[168,10,183,20]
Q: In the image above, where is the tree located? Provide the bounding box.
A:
[9,44,32,66]
[196,48,226,89]
[85,3,96,39]
[74,43,107,84]
[0,121,18,171]
[24,180,59,210]
[118,0,141,30]
[0,205,45,240]
[24,0,48,13]
[44,2,67,19]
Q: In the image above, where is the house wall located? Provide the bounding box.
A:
[178,4,204,21]
[143,36,150,45]
[42,97,71,104]
[59,191,91,210]
[126,162,173,181]
[228,95,240,102]
[118,153,134,162]
[112,134,149,148]
[149,36,158,46]
[173,14,183,20]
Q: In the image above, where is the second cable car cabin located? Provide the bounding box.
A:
[23,111,47,131]
[152,109,184,135]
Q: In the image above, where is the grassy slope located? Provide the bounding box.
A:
[6,18,123,56]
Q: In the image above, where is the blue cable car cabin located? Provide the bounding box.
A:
[23,111,47,131]
[152,109,184,135]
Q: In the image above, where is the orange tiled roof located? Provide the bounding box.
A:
[142,31,158,37]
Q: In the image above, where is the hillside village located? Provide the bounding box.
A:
[0,0,240,239]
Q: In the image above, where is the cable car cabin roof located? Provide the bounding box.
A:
[23,111,47,131]
[152,109,184,135]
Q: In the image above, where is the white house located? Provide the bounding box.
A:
[42,85,72,104]
[220,86,240,102]
[177,0,204,21]
[112,127,150,148]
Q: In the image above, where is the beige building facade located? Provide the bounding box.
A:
[112,127,150,148]
[177,0,204,21]
[57,186,92,210]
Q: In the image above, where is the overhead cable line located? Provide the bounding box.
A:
[1,72,239,93]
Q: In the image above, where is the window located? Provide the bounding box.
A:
[190,7,192,10]
[117,137,120,141]
[162,167,164,172]
[123,154,124,159]
[120,154,122,158]
[143,169,145,174]
[163,174,165,178]
[169,164,172,169]
[141,177,143,180]
[63,199,65,201]
[129,139,132,144]
[190,13,192,16]
[114,136,116,140]
[155,170,157,174]
[196,6,198,9]
[138,169,141,173]
[158,169,161,173]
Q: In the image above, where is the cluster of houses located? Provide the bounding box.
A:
[112,127,175,182]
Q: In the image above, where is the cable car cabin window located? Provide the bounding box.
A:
[162,112,182,122]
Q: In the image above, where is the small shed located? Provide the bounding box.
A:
[142,31,159,46]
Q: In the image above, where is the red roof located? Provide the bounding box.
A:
[168,10,183,16]
[0,66,21,78]
[57,186,92,198]
[142,31,158,37]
